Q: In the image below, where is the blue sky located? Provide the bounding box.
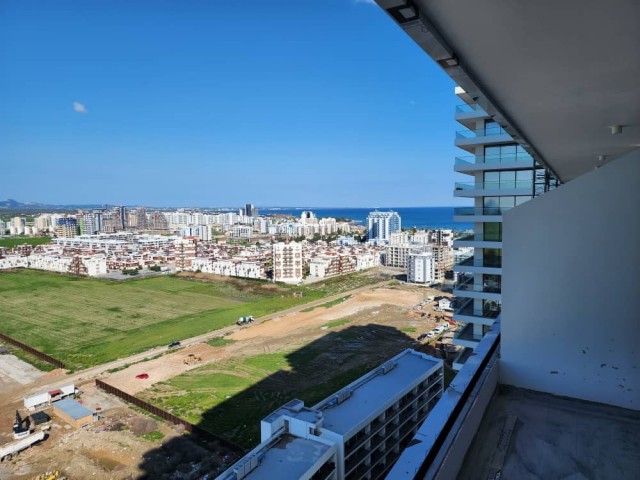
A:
[0,0,462,208]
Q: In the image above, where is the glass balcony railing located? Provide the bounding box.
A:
[455,103,487,114]
[454,153,533,167]
[454,207,512,216]
[455,298,501,319]
[455,180,532,191]
[456,256,502,268]
[455,233,502,243]
[455,127,508,139]
[454,281,501,294]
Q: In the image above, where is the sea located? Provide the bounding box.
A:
[259,207,471,231]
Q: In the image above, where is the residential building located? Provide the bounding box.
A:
[217,349,443,480]
[244,203,258,217]
[407,250,435,284]
[9,217,25,235]
[147,211,168,230]
[385,243,422,268]
[370,2,640,479]
[367,211,401,243]
[272,242,303,284]
[231,225,252,239]
[450,87,542,362]
[55,218,78,238]
[175,237,197,271]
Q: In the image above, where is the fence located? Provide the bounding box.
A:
[95,379,244,454]
[0,332,65,369]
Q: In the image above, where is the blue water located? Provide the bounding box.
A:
[261,207,471,231]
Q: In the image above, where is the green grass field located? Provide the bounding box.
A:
[0,269,387,371]
[0,236,52,249]
[140,323,417,447]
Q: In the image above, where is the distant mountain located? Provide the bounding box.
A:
[0,199,102,211]
[0,199,28,208]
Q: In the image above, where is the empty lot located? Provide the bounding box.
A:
[0,269,387,371]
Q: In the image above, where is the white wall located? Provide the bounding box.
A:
[500,149,640,410]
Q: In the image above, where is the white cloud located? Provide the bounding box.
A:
[73,102,87,113]
[354,0,377,4]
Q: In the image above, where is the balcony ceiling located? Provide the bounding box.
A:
[377,0,640,182]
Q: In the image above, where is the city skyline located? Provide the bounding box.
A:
[1,1,463,208]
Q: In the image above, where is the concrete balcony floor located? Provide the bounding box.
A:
[458,385,640,480]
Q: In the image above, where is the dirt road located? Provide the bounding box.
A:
[107,286,425,394]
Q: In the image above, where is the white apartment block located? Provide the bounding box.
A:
[0,254,107,276]
[217,349,443,480]
[191,258,264,279]
[231,225,253,239]
[407,250,435,284]
[273,242,303,284]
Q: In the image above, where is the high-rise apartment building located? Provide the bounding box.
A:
[367,211,401,243]
[449,90,556,366]
[244,203,258,217]
[55,218,78,238]
[272,242,303,284]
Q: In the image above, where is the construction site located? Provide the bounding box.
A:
[0,275,458,479]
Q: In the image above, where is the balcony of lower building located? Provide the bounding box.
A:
[452,347,474,371]
[454,127,514,153]
[454,180,532,198]
[453,233,502,249]
[453,206,510,223]
[453,298,500,326]
[454,103,490,130]
[453,255,502,275]
[452,322,482,349]
[454,154,535,175]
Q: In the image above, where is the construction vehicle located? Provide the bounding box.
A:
[0,430,45,462]
[183,353,202,365]
[236,315,255,326]
[13,410,31,439]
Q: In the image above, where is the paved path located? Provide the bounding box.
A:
[5,279,393,402]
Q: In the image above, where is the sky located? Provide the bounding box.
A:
[0,0,463,208]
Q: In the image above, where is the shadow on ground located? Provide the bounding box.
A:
[136,324,429,479]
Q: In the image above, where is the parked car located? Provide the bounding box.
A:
[418,333,428,341]
[168,341,181,348]
[425,331,436,338]
[135,373,149,379]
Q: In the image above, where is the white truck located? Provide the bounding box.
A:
[0,431,45,462]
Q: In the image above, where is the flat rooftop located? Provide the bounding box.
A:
[53,398,94,420]
[242,434,331,480]
[315,349,441,436]
[458,386,640,480]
